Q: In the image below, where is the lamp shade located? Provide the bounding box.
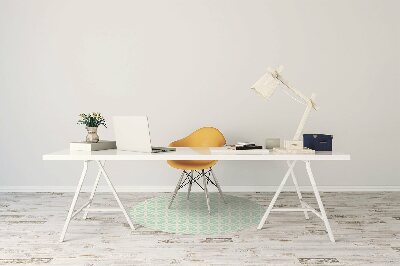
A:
[250,66,283,99]
[251,66,313,107]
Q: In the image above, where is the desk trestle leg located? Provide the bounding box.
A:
[288,161,309,220]
[257,160,335,243]
[95,160,135,231]
[59,160,135,243]
[59,161,88,242]
[305,161,335,242]
[257,161,295,230]
[82,161,105,220]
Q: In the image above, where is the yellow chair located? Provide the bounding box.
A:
[167,127,226,213]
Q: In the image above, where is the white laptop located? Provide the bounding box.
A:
[113,116,175,153]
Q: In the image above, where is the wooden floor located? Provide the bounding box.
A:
[0,192,399,265]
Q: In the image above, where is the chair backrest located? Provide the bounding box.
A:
[169,127,226,148]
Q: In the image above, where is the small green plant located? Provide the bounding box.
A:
[77,112,107,128]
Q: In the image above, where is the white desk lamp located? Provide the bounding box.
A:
[251,66,317,153]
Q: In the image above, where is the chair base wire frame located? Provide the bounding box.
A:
[168,168,225,214]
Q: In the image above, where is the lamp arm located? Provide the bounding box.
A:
[276,76,310,105]
[293,93,316,141]
[268,68,318,141]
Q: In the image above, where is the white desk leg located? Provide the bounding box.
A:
[287,161,309,220]
[257,161,296,230]
[95,160,135,231]
[83,161,105,220]
[305,161,335,242]
[60,160,88,242]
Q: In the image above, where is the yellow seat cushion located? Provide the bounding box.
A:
[167,160,217,171]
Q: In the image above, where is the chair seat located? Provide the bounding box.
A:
[167,160,217,170]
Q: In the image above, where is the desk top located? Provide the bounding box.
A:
[43,148,350,161]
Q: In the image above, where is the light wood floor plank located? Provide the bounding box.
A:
[0,192,399,265]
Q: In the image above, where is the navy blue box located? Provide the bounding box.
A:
[303,134,333,151]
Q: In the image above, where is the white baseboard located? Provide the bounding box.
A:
[0,186,399,192]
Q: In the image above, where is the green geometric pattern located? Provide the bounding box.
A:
[129,193,264,235]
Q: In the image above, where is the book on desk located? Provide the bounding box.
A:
[210,142,269,154]
[70,140,117,151]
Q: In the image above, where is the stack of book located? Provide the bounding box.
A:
[235,142,263,150]
[70,140,117,151]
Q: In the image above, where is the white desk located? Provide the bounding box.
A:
[43,148,350,242]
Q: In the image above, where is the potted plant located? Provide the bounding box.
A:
[77,112,107,143]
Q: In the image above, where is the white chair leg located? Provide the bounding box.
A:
[305,161,335,242]
[202,170,211,214]
[187,170,193,200]
[168,171,185,208]
[60,161,88,242]
[210,168,225,203]
[287,161,309,220]
[83,161,105,220]
[257,161,296,230]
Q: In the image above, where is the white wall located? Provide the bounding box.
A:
[1,0,399,190]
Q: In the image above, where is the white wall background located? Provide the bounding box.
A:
[1,0,399,190]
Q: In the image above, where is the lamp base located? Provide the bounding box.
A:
[272,147,315,154]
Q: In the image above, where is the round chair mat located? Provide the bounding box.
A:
[129,193,264,235]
